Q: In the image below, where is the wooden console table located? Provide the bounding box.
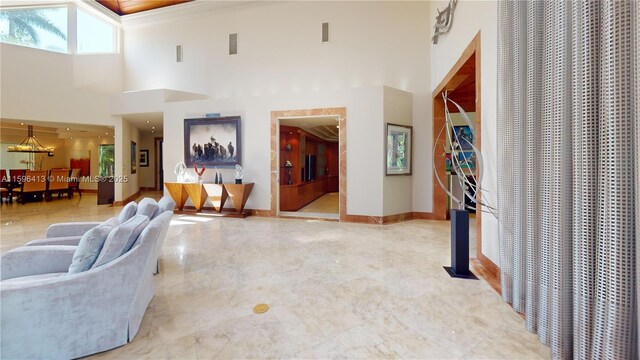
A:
[164,182,254,217]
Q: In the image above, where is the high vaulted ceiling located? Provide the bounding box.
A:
[96,0,193,16]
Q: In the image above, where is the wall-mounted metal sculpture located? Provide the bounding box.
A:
[432,0,458,44]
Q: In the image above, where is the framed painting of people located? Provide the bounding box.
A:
[184,116,241,167]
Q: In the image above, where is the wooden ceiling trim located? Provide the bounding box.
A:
[96,0,194,16]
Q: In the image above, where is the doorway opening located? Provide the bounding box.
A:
[278,116,340,220]
[432,32,489,272]
[154,137,163,190]
[270,107,347,221]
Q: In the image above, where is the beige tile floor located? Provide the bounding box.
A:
[298,192,339,214]
[0,193,549,359]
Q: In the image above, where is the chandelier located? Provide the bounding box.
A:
[7,125,54,154]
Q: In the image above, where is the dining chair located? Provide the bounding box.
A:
[68,168,82,198]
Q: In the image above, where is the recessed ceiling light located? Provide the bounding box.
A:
[152,130,155,133]
[66,127,70,131]
[20,122,24,125]
[146,120,150,123]
[98,136,101,138]
[70,137,73,139]
[152,126,155,129]
[336,125,339,128]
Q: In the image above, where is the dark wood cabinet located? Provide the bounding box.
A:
[280,177,329,211]
[97,177,114,205]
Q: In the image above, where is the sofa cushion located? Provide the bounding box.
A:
[2,272,66,284]
[156,196,176,216]
[136,198,159,218]
[92,215,149,268]
[68,224,115,274]
[26,236,82,247]
[102,216,119,227]
[118,202,138,224]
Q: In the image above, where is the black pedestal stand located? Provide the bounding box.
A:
[443,209,478,280]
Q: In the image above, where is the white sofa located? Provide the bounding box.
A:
[25,196,175,274]
[0,211,173,359]
[30,196,175,245]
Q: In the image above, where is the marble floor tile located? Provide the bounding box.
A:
[0,193,549,359]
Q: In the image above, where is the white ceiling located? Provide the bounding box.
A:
[122,112,163,135]
[0,119,114,140]
[280,116,340,142]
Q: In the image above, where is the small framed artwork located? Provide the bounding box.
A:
[131,141,137,174]
[458,151,476,170]
[140,149,149,167]
[452,125,473,150]
[184,116,241,167]
[385,123,412,175]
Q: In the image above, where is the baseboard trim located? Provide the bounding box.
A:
[342,212,436,224]
[251,209,276,217]
[113,190,141,206]
[411,212,436,220]
[177,206,276,218]
[471,255,501,295]
[167,206,436,225]
[342,214,385,224]
[140,187,157,191]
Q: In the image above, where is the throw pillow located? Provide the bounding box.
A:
[92,215,149,268]
[137,198,159,218]
[102,217,119,227]
[68,224,115,274]
[117,202,138,224]
[156,196,176,217]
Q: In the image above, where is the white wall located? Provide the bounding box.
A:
[383,86,414,216]
[430,0,499,264]
[123,1,431,216]
[138,132,156,189]
[120,119,140,199]
[0,40,127,199]
[0,44,122,126]
[163,86,385,215]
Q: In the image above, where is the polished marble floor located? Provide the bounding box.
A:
[0,193,549,359]
[298,192,339,214]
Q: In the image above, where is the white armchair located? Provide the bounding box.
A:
[0,211,173,359]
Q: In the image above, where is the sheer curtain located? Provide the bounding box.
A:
[497,1,638,358]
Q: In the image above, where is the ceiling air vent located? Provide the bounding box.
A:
[322,22,329,43]
[176,45,183,62]
[229,33,238,55]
